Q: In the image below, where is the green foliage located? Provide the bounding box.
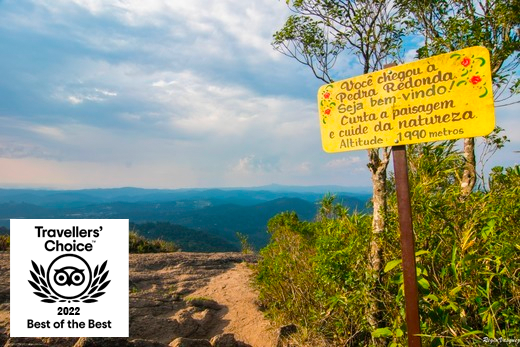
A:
[274,0,404,82]
[236,232,254,254]
[131,222,239,252]
[256,145,519,346]
[257,206,376,345]
[380,145,520,345]
[398,0,519,104]
[0,234,9,251]
[129,230,178,254]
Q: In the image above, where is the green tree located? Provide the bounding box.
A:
[273,1,404,332]
[397,0,520,196]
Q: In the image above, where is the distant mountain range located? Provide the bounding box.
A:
[0,186,372,251]
[0,185,371,206]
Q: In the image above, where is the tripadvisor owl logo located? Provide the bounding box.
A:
[29,254,110,303]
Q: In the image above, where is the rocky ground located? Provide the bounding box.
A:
[0,252,281,347]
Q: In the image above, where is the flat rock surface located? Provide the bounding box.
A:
[0,252,277,347]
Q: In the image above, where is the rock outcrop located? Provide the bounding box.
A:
[0,252,276,347]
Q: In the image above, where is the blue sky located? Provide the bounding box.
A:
[0,0,518,189]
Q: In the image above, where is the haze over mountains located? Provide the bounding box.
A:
[0,186,371,251]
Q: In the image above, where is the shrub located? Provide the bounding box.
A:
[129,231,178,253]
[380,147,519,346]
[0,235,9,251]
[256,143,519,346]
[256,208,375,345]
[236,231,255,254]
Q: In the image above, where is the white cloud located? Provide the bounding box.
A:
[63,90,116,104]
[291,161,312,174]
[233,155,259,174]
[27,125,67,141]
[325,156,362,169]
[403,49,418,63]
[10,1,517,190]
[0,140,55,160]
[401,35,424,63]
[67,96,83,105]
[95,88,117,97]
[28,0,289,60]
[232,155,280,174]
[152,80,176,88]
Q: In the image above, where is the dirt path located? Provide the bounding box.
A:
[190,262,278,347]
[0,252,278,347]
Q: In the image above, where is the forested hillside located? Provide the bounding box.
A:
[131,222,239,252]
[0,187,370,251]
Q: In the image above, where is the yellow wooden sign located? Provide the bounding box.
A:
[317,46,495,152]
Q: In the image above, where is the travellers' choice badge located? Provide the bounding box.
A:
[10,219,128,337]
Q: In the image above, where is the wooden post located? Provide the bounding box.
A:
[392,145,421,347]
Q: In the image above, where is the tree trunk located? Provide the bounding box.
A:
[366,148,390,333]
[461,137,476,197]
[367,148,390,274]
[370,165,386,274]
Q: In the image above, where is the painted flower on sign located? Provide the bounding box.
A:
[450,51,489,98]
[319,84,335,124]
[470,75,482,85]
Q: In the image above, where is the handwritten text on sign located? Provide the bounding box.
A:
[317,46,495,152]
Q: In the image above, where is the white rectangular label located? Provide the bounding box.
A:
[10,219,129,337]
